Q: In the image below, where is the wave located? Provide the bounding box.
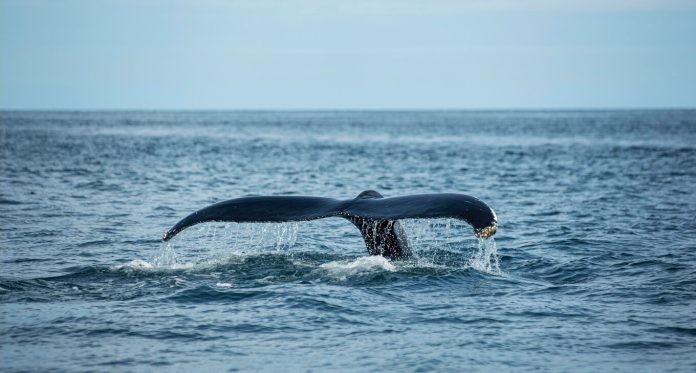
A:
[1,237,503,304]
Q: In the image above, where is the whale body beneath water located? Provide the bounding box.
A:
[163,190,497,259]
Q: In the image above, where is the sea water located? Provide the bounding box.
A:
[1,110,695,371]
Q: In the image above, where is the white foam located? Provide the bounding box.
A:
[215,282,234,288]
[111,259,154,270]
[111,258,198,272]
[319,256,396,281]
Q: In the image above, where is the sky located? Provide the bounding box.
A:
[1,0,695,110]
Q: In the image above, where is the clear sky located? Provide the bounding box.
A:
[1,0,695,110]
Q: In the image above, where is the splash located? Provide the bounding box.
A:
[135,219,503,276]
[468,238,502,275]
[151,242,180,267]
[399,219,502,274]
[153,222,301,266]
[186,222,298,252]
[399,218,465,250]
[124,222,302,273]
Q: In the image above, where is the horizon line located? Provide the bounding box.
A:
[2,106,695,112]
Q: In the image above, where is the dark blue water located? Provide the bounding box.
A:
[1,110,695,371]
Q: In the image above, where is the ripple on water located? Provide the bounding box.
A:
[3,110,696,371]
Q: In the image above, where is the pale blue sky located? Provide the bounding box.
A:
[1,0,695,109]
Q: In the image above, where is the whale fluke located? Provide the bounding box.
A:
[162,191,497,259]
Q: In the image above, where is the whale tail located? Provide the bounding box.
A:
[162,190,497,259]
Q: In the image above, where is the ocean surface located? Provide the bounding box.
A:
[1,110,695,371]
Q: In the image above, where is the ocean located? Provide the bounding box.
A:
[1,110,695,371]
